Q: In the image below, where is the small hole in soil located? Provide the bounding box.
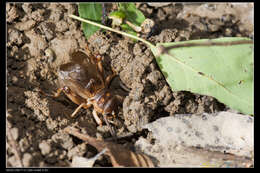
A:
[83,144,113,167]
[116,33,122,39]
[150,106,170,122]
[93,155,113,167]
[114,129,150,145]
[105,34,111,39]
[71,135,84,145]
[84,144,98,157]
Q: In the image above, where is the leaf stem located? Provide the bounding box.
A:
[69,14,155,48]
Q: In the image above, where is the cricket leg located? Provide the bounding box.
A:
[105,67,117,88]
[70,101,93,118]
[53,87,64,97]
[95,54,106,85]
[92,110,103,126]
[103,113,117,140]
[39,87,64,98]
[71,103,85,118]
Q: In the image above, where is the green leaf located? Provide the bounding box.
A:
[151,37,253,115]
[118,3,145,26]
[109,10,126,20]
[78,3,103,39]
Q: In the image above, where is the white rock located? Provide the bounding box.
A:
[143,111,253,157]
[136,111,253,167]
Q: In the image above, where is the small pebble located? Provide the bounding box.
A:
[10,127,19,140]
[52,132,74,150]
[45,48,55,63]
[67,143,87,160]
[22,3,32,14]
[22,153,33,167]
[146,70,162,86]
[19,138,30,152]
[39,141,51,155]
[8,155,21,167]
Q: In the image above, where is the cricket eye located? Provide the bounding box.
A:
[63,86,70,93]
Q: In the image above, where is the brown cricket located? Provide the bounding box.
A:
[51,45,120,137]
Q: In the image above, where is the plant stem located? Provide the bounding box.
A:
[69,14,155,49]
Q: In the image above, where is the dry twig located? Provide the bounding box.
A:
[64,126,154,167]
